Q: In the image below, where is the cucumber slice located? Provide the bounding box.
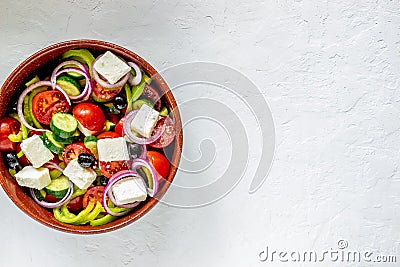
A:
[52,133,77,145]
[50,113,78,138]
[133,99,154,110]
[56,76,81,96]
[42,132,65,155]
[84,136,98,158]
[33,189,46,201]
[44,175,70,198]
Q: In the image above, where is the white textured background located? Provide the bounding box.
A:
[1,0,400,266]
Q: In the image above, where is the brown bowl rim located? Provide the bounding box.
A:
[0,39,182,234]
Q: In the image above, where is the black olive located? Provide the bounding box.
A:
[77,153,96,168]
[100,175,108,186]
[4,152,20,170]
[128,143,143,159]
[114,96,127,110]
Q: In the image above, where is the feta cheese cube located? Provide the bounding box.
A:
[63,158,96,189]
[20,135,54,168]
[93,51,131,84]
[112,176,147,205]
[97,137,129,162]
[130,104,160,138]
[15,166,51,189]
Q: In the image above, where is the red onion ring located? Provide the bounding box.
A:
[29,180,73,209]
[17,81,71,132]
[43,162,64,172]
[123,110,165,145]
[50,60,89,89]
[129,158,159,197]
[53,67,93,102]
[92,54,130,89]
[102,170,141,216]
[127,62,142,86]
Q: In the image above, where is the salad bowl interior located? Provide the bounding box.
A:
[0,40,182,234]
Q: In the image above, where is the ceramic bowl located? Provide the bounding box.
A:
[0,40,182,234]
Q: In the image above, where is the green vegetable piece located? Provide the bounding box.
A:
[56,76,81,96]
[90,214,118,226]
[160,106,169,116]
[62,49,95,77]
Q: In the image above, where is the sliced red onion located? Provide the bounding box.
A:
[102,170,141,216]
[50,60,89,89]
[127,62,142,86]
[29,181,73,209]
[43,162,64,172]
[53,67,92,102]
[129,158,159,197]
[17,81,71,132]
[92,54,130,89]
[123,110,165,145]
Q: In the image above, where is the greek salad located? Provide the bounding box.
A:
[1,49,176,226]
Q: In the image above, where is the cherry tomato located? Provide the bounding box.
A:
[92,83,122,102]
[0,117,20,152]
[73,103,105,132]
[149,116,176,149]
[82,186,105,209]
[31,90,70,125]
[67,195,84,212]
[62,142,92,165]
[16,143,30,166]
[97,131,120,139]
[44,194,60,203]
[106,114,119,124]
[147,151,170,179]
[114,117,125,137]
[99,160,128,178]
[28,130,43,137]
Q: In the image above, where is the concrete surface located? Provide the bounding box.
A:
[0,0,399,266]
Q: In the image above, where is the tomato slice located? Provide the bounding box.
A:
[62,142,92,165]
[147,151,170,179]
[31,90,70,125]
[99,160,128,178]
[82,186,105,209]
[114,117,125,136]
[97,131,120,139]
[0,117,21,152]
[149,116,176,149]
[92,83,122,102]
[73,103,106,132]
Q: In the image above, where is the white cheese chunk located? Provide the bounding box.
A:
[63,158,96,189]
[93,51,131,84]
[130,104,160,138]
[20,135,54,168]
[97,137,129,162]
[112,176,147,205]
[15,166,51,190]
